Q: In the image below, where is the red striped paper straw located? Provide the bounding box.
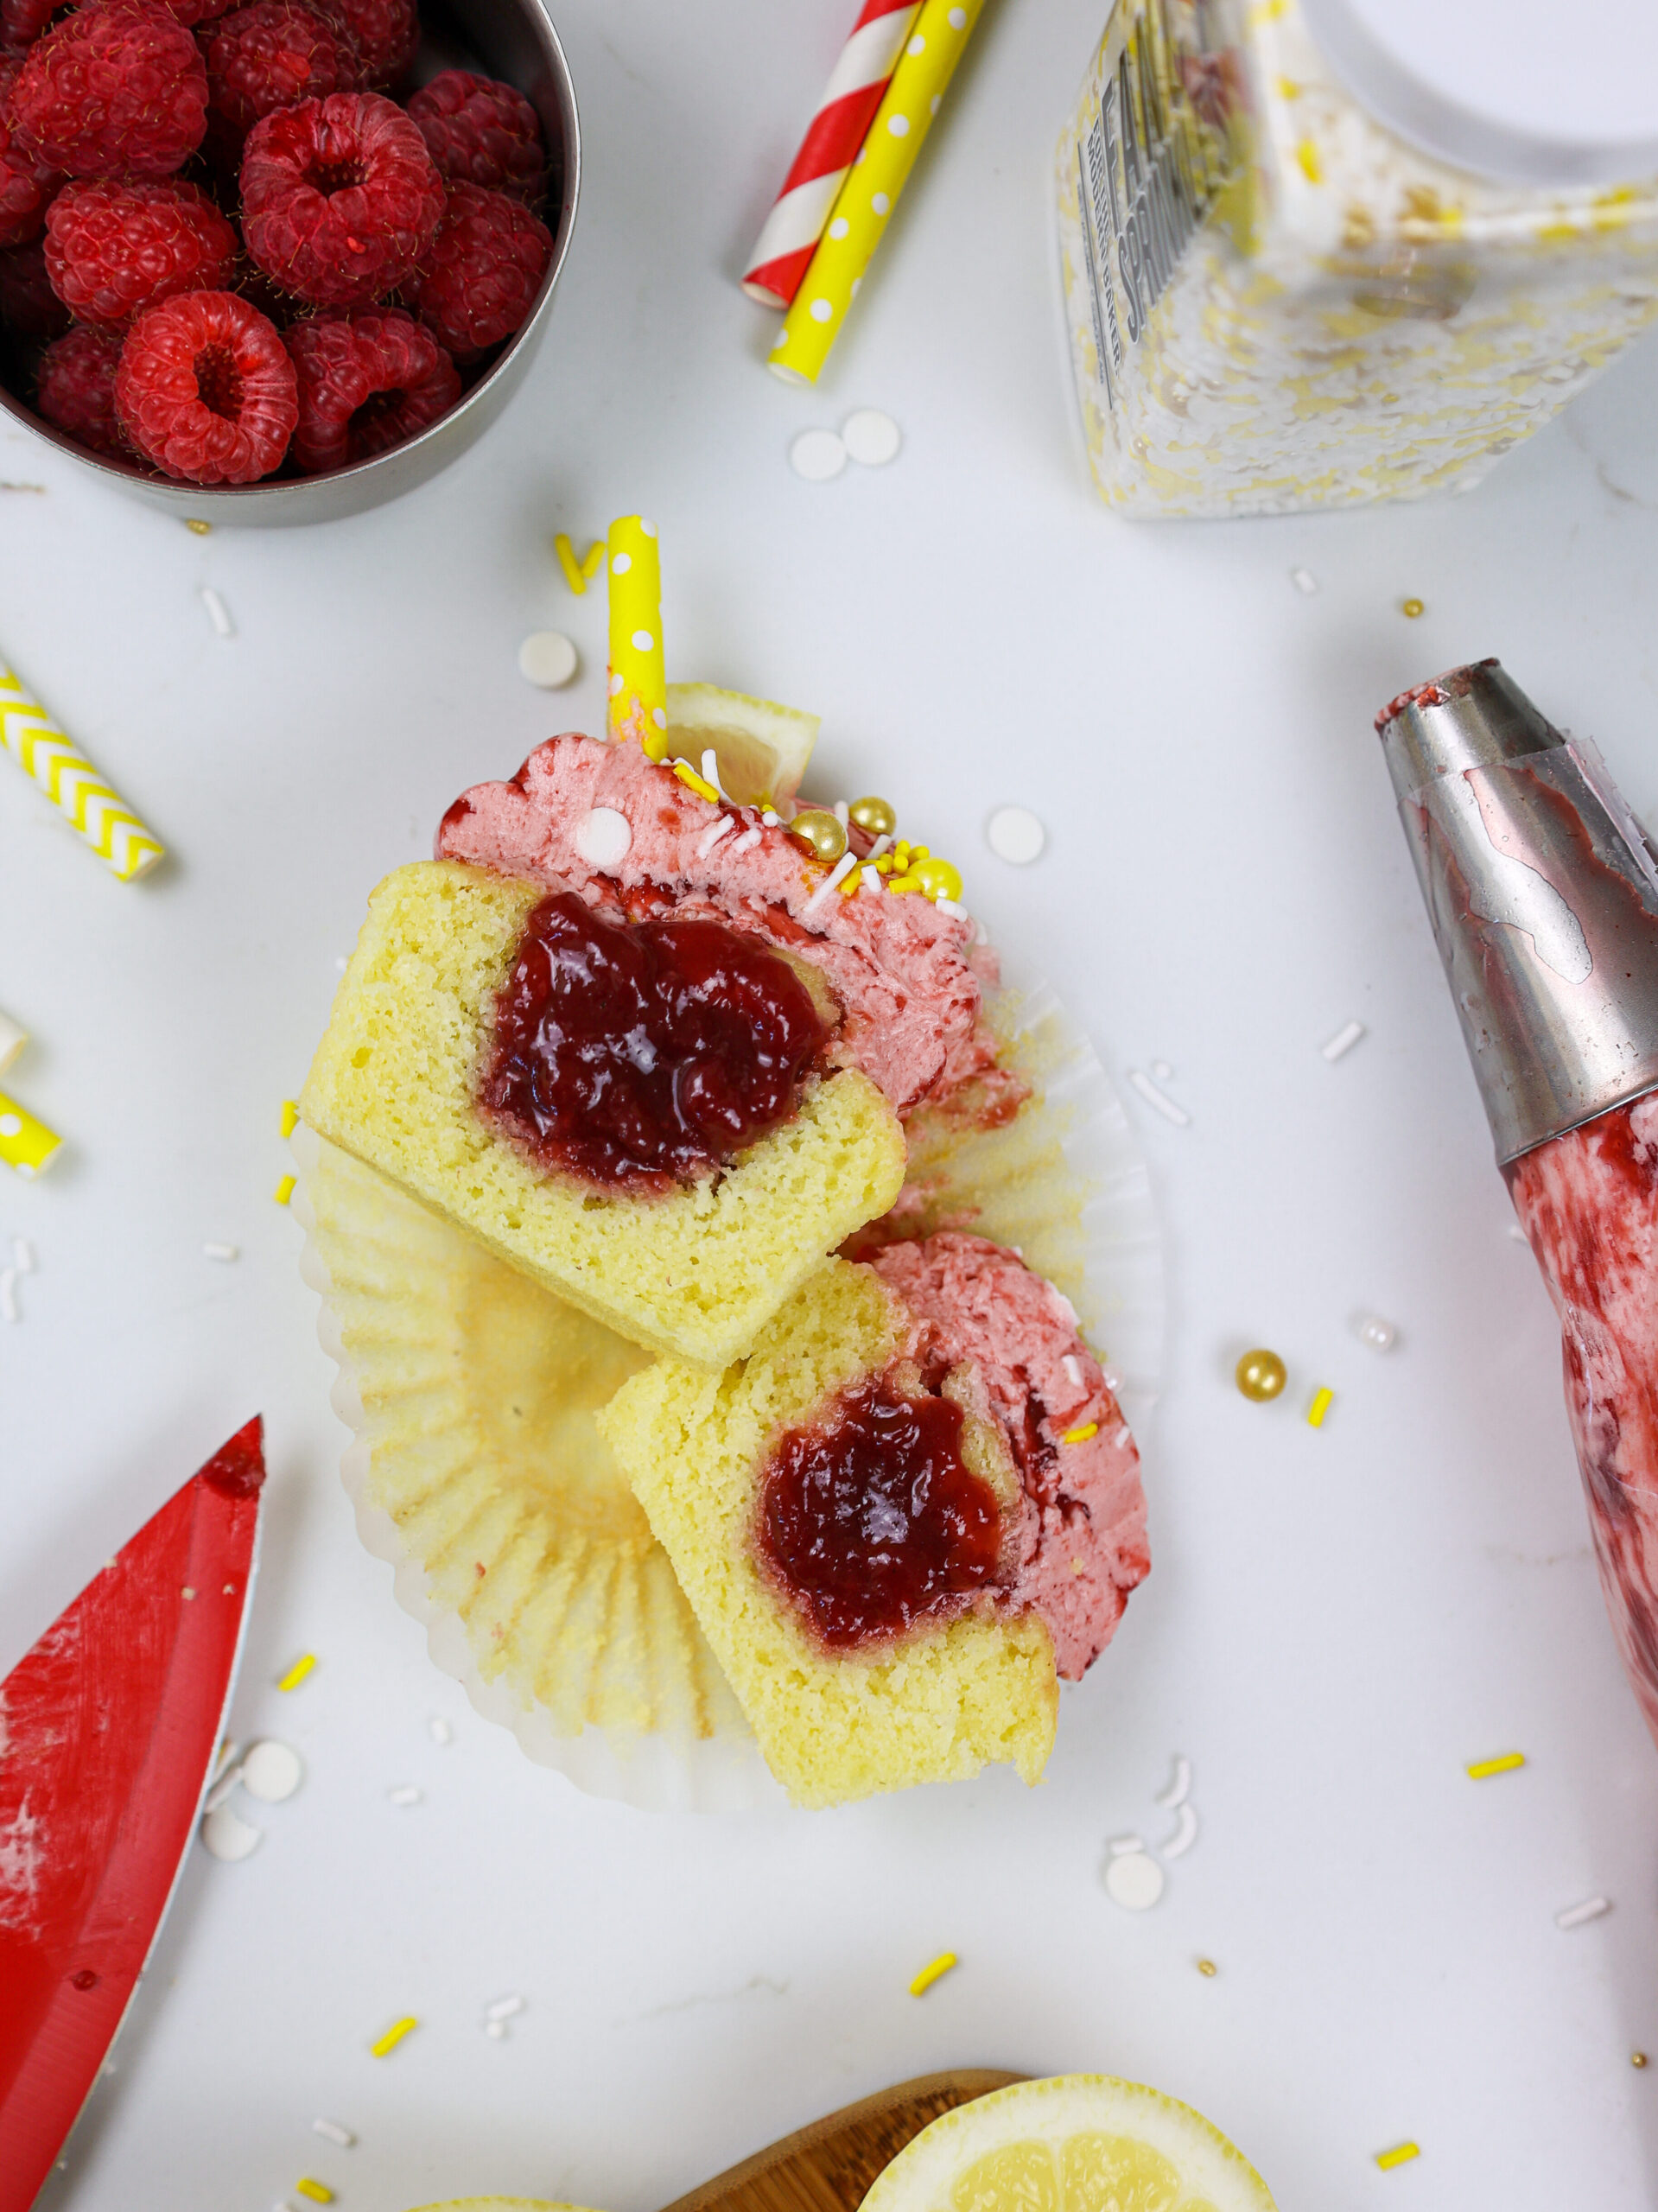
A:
[742,0,919,307]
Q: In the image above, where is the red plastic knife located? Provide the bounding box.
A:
[0,1416,265,2209]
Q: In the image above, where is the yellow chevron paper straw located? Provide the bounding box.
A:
[0,658,164,881]
[0,1090,62,1177]
[769,0,986,385]
[606,517,668,759]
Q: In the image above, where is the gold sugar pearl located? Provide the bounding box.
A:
[787,809,848,866]
[912,856,963,903]
[1236,1349,1286,1402]
[1401,596,1425,618]
[849,795,896,839]
[1635,2051,1649,2069]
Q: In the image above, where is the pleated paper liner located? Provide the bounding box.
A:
[292,952,1164,1813]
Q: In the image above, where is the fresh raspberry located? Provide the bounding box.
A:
[0,0,57,54]
[322,0,411,86]
[12,3,208,179]
[115,286,295,480]
[44,177,237,328]
[241,92,442,307]
[200,1,348,143]
[411,180,550,359]
[404,70,544,205]
[284,304,455,469]
[0,60,60,251]
[35,323,124,451]
[0,234,67,335]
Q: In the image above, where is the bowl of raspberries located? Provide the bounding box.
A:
[0,0,576,519]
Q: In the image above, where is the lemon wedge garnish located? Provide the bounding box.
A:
[858,2076,1276,2212]
[664,683,819,810]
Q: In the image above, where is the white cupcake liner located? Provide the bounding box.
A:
[293,954,1164,1813]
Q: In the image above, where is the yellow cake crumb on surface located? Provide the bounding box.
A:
[299,862,906,1369]
[599,1257,1060,1808]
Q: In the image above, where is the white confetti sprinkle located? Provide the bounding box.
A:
[1290,566,1318,594]
[729,827,763,856]
[842,408,901,466]
[985,804,1045,865]
[697,815,737,858]
[1355,1312,1398,1351]
[201,1801,262,1861]
[0,1270,17,1323]
[242,1738,303,1803]
[12,1237,33,1273]
[1160,1802,1200,1859]
[486,1993,525,2020]
[1555,1896,1611,1929]
[1154,1755,1191,1808]
[760,810,782,827]
[573,806,632,870]
[1128,1069,1191,1126]
[518,631,578,689]
[790,429,848,482]
[203,1242,238,1262]
[1321,1020,1366,1062]
[429,1716,452,1745]
[312,2120,355,2147]
[200,585,235,637]
[388,1785,422,1806]
[1103,1850,1165,1910]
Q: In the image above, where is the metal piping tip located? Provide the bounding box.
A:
[1376,660,1658,1163]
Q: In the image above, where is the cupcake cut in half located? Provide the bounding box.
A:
[599,1233,1149,1806]
[301,860,905,1367]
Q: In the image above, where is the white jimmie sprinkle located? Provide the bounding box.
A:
[200,586,236,638]
[1321,1020,1366,1062]
[1128,1069,1191,1127]
[1555,1896,1611,1930]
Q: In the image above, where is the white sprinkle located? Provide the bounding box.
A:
[203,1242,239,1262]
[242,1738,303,1803]
[1508,1221,1529,1243]
[0,1270,17,1323]
[1103,1850,1165,1911]
[1160,1802,1200,1859]
[866,833,893,861]
[1150,1059,1172,1082]
[486,2019,508,2039]
[201,1801,262,1861]
[312,2120,355,2147]
[1154,1755,1191,1808]
[700,749,726,798]
[573,806,632,870]
[833,799,849,825]
[203,1762,244,1814]
[1062,1354,1083,1389]
[803,850,858,915]
[200,585,235,638]
[842,408,902,467]
[1291,565,1318,594]
[518,630,578,689]
[697,815,737,858]
[388,1784,422,1806]
[790,428,848,482]
[985,804,1046,865]
[760,810,781,827]
[1555,1895,1611,1929]
[429,1716,453,1745]
[1321,1020,1366,1062]
[937,896,968,918]
[334,955,348,972]
[861,865,884,893]
[1355,1311,1398,1351]
[1128,1069,1191,1127]
[729,828,762,856]
[12,1237,33,1273]
[486,1993,525,2020]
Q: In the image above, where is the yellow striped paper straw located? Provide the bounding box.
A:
[0,1090,62,1177]
[0,659,163,880]
[606,517,668,759]
[770,0,985,385]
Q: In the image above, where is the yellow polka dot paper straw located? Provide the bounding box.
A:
[770,0,985,385]
[1,658,164,880]
[606,517,668,758]
[0,1090,62,1177]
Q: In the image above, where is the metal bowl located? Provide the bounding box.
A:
[0,0,579,526]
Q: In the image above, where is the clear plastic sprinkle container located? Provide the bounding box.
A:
[1056,0,1658,518]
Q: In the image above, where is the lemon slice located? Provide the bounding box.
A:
[858,2076,1276,2212]
[664,683,819,809]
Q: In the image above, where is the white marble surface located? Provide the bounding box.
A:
[4,1,1658,2206]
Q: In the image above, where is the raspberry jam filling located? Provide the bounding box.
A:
[479,891,832,1193]
[756,1370,1007,1649]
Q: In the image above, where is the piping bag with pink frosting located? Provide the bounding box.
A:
[1378,660,1658,1749]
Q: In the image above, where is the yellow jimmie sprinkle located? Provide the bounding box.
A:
[276,1652,316,1692]
[1306,1386,1334,1428]
[555,532,588,594]
[671,760,721,804]
[909,1952,958,1997]
[185,517,212,536]
[279,1098,299,1137]
[274,1173,296,1205]
[371,2016,418,2058]
[838,870,861,896]
[1295,137,1321,183]
[1466,1751,1526,1779]
[1197,1958,1218,1977]
[1375,2143,1420,2171]
[886,873,922,894]
[1061,1421,1099,1445]
[581,540,606,581]
[295,2183,334,2204]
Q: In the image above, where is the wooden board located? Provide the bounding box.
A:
[658,2073,1025,2212]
